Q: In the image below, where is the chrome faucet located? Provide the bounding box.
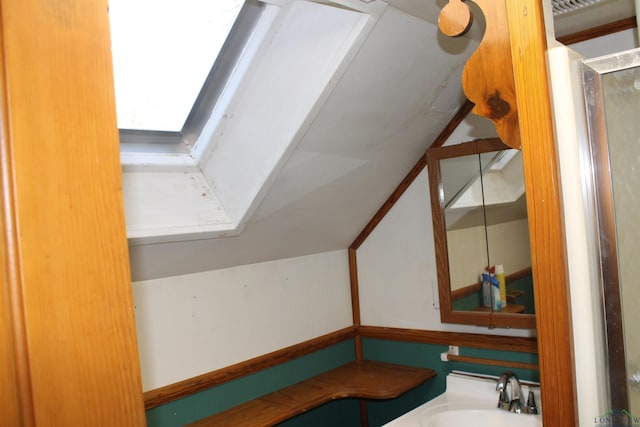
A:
[496,371,526,414]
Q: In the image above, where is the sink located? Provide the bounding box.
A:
[421,407,541,427]
[384,372,542,427]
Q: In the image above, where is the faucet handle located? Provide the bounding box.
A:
[507,374,523,414]
[496,371,513,410]
[496,372,509,391]
[508,375,521,401]
[525,390,538,414]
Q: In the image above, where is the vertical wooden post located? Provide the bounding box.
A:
[505,0,578,425]
[0,0,146,425]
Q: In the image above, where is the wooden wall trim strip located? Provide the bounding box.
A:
[557,16,637,46]
[357,326,537,353]
[506,267,532,283]
[446,354,538,371]
[349,100,473,250]
[450,283,482,301]
[348,249,364,360]
[143,326,357,410]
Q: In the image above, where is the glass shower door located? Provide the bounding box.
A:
[583,47,640,417]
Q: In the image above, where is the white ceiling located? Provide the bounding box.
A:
[128,0,636,281]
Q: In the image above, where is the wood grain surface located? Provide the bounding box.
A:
[505,0,577,424]
[187,360,436,427]
[0,0,146,424]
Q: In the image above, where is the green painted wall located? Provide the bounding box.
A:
[509,274,535,314]
[145,337,538,427]
[277,399,361,427]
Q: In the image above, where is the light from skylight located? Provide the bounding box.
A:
[109,0,244,132]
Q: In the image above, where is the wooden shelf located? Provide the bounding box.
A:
[187,360,436,427]
[474,304,525,314]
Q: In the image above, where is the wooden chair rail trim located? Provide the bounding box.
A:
[451,283,482,300]
[557,16,637,46]
[186,360,436,427]
[506,267,532,283]
[357,326,537,353]
[143,326,356,410]
[445,354,538,371]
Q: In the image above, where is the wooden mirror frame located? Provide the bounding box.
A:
[427,138,536,329]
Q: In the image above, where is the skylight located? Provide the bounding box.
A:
[109,0,244,132]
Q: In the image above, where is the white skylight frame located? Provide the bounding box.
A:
[111,0,265,155]
[115,0,378,244]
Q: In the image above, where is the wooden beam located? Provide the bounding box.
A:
[505,0,577,424]
[0,0,146,424]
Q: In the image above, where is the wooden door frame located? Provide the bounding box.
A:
[0,0,146,424]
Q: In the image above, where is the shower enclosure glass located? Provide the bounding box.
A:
[583,47,640,416]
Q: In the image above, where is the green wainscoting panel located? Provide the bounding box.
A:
[362,338,539,426]
[452,291,482,311]
[509,274,535,314]
[277,398,361,427]
[146,340,356,427]
[362,340,449,426]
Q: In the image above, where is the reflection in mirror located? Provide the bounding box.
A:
[427,138,535,329]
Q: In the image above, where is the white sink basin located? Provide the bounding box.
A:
[421,407,541,427]
[384,372,543,427]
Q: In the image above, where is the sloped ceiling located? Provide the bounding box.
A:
[128,0,636,281]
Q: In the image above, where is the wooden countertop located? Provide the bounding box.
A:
[187,360,436,427]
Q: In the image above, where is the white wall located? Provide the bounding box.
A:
[132,250,353,391]
[447,219,531,291]
[548,45,609,425]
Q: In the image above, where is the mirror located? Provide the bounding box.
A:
[427,138,535,328]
